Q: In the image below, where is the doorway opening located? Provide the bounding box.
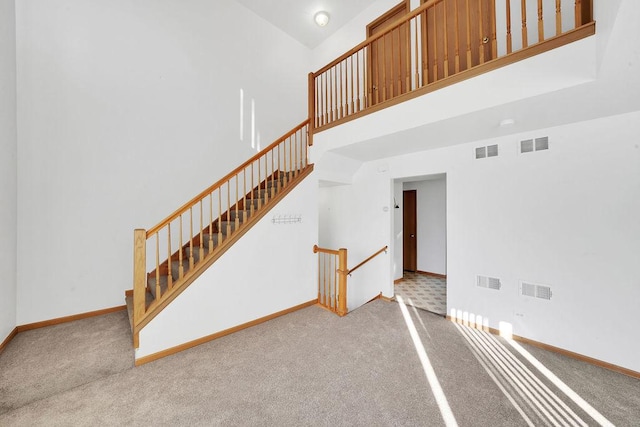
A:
[394,174,447,316]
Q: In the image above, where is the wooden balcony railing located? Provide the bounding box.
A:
[132,120,312,345]
[313,245,389,316]
[309,0,594,133]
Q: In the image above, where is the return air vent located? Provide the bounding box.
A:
[520,139,534,153]
[520,281,552,300]
[535,137,549,151]
[477,275,501,290]
[521,136,549,154]
[476,144,499,159]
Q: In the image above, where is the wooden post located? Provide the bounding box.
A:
[575,0,582,28]
[337,248,348,317]
[506,0,512,54]
[308,72,315,145]
[133,229,146,330]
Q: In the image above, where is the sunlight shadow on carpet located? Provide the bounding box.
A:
[506,339,614,427]
[396,295,458,427]
[454,320,614,427]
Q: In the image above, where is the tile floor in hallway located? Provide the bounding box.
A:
[394,272,447,315]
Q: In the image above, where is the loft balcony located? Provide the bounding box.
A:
[308,0,596,165]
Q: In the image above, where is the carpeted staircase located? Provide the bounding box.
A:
[125,171,301,332]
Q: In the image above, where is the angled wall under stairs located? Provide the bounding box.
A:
[133,171,317,362]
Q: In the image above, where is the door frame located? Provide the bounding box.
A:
[366,0,410,36]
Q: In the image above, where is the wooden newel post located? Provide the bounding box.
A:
[133,229,146,329]
[308,72,315,146]
[337,248,348,317]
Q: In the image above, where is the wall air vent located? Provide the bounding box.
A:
[476,145,498,159]
[521,282,536,297]
[477,275,501,290]
[520,139,534,153]
[520,281,552,300]
[521,137,549,154]
[535,137,549,151]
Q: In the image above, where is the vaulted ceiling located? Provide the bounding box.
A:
[235,0,378,48]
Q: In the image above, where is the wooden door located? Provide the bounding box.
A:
[403,190,417,272]
[367,1,411,106]
[421,0,496,83]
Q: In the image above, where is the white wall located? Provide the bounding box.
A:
[326,112,640,372]
[404,177,447,275]
[0,0,17,341]
[318,162,392,310]
[392,181,403,281]
[15,0,311,324]
[311,0,421,71]
[138,173,318,358]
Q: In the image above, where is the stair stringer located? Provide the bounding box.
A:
[135,169,318,361]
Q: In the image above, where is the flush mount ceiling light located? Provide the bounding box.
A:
[499,118,516,127]
[314,11,330,27]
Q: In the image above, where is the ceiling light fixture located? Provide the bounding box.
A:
[314,11,330,27]
[499,118,515,127]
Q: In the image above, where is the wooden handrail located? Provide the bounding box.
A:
[313,0,441,76]
[348,246,388,275]
[313,244,340,256]
[147,119,309,236]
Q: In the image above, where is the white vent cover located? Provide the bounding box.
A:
[521,282,536,297]
[521,136,549,153]
[477,275,501,290]
[535,137,549,151]
[476,145,498,159]
[520,281,552,300]
[520,139,534,153]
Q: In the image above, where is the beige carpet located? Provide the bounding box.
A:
[1,300,638,426]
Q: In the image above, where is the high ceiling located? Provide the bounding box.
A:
[235,0,378,48]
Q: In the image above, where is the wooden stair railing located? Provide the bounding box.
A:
[308,0,594,133]
[313,245,389,316]
[132,120,313,346]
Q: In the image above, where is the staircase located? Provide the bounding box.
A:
[145,172,293,302]
[126,120,313,347]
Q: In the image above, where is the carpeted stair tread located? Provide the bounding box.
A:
[147,274,170,299]
[242,197,266,210]
[227,210,251,221]
[218,221,238,235]
[183,244,210,262]
[125,295,134,332]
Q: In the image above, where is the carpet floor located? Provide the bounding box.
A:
[1,300,638,426]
